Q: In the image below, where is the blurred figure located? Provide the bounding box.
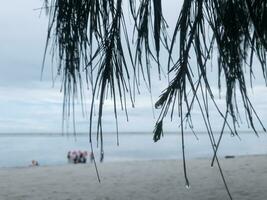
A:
[81,151,88,163]
[78,151,86,163]
[72,151,78,164]
[67,151,71,163]
[68,150,88,164]
[90,152,94,163]
[31,160,39,166]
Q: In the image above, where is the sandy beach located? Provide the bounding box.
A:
[1,155,267,200]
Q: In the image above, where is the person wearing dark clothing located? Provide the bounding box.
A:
[78,152,87,163]
[73,154,78,164]
[90,152,94,163]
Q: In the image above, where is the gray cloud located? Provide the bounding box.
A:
[0,1,266,134]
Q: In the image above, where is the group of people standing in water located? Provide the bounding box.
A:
[67,151,104,164]
[67,151,88,164]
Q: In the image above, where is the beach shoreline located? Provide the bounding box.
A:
[1,154,267,200]
[0,153,263,169]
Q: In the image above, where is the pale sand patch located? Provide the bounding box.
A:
[0,155,267,200]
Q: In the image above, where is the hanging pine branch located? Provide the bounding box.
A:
[43,1,267,198]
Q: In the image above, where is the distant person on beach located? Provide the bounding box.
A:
[31,160,39,167]
[72,151,78,164]
[78,151,86,163]
[83,151,88,158]
[79,151,87,163]
[90,152,94,163]
[67,151,71,163]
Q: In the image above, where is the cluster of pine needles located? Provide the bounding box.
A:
[42,1,267,199]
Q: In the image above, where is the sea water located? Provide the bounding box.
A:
[0,132,266,167]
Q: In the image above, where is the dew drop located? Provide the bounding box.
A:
[185,183,191,190]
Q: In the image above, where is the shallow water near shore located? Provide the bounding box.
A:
[0,131,266,167]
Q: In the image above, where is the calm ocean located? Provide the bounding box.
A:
[0,132,266,168]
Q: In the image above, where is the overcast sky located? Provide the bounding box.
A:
[0,0,267,134]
